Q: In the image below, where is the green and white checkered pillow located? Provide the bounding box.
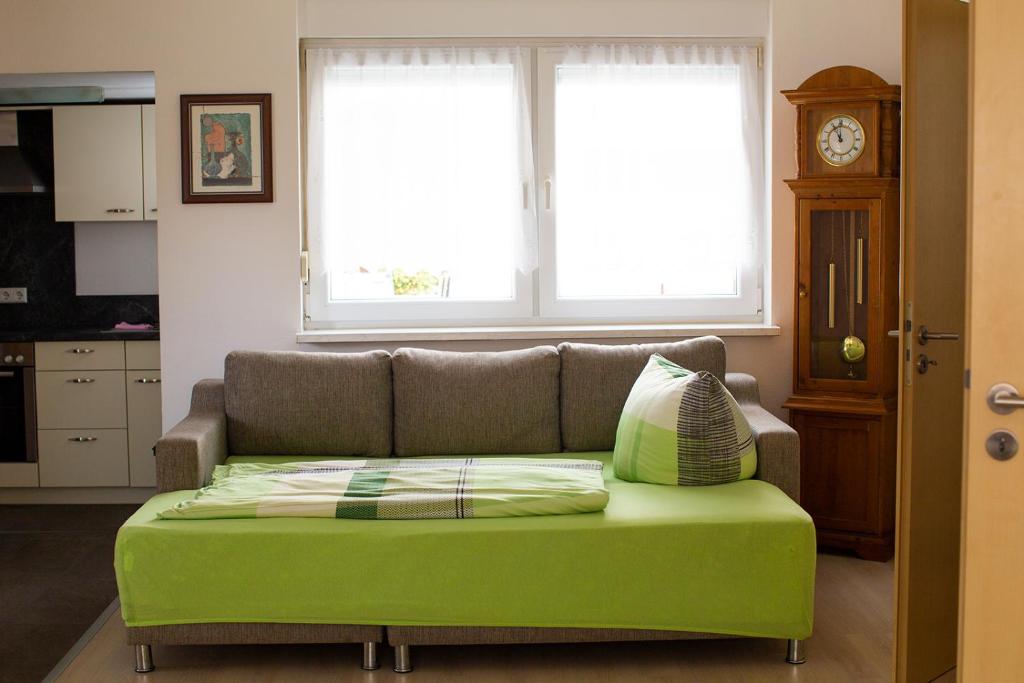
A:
[613,354,757,486]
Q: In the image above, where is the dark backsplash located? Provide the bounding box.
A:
[0,111,158,333]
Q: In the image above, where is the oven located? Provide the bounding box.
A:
[0,342,37,462]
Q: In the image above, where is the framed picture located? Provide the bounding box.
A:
[180,93,273,203]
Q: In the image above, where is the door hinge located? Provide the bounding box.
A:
[300,251,310,286]
[756,46,763,69]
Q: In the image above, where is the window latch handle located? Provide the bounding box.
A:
[544,177,552,211]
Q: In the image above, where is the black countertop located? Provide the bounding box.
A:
[0,328,160,342]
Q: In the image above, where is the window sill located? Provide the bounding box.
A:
[297,323,781,344]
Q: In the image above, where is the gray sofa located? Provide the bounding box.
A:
[126,337,804,674]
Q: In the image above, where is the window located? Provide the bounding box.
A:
[304,41,764,327]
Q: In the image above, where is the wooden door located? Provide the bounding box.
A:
[895,0,969,681]
[959,0,1024,678]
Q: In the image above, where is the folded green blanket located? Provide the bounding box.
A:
[157,458,610,520]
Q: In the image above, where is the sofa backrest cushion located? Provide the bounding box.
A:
[224,350,393,456]
[558,336,727,452]
[392,346,561,456]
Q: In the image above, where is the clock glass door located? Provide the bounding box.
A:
[810,207,869,381]
[797,197,881,393]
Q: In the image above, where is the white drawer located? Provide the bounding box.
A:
[126,340,160,370]
[127,370,161,487]
[36,370,127,429]
[36,341,125,371]
[38,429,128,487]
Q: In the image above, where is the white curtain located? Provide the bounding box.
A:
[305,46,536,300]
[553,44,763,299]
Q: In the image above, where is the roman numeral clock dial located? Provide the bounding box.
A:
[817,114,865,166]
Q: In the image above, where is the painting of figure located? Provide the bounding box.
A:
[181,93,273,203]
[200,112,253,186]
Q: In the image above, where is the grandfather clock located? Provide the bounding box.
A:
[782,66,901,562]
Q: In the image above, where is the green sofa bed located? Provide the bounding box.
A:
[115,337,815,674]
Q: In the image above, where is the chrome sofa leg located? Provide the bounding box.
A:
[134,644,155,673]
[361,641,380,670]
[786,638,806,665]
[394,644,413,673]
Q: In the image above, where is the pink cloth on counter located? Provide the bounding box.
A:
[113,322,155,330]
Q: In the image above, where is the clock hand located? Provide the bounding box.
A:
[837,126,844,144]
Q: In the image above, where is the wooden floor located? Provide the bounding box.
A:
[56,552,893,683]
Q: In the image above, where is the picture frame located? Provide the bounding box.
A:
[180,93,273,203]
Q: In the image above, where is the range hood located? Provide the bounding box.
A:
[0,112,47,194]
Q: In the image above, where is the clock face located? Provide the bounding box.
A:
[817,114,866,166]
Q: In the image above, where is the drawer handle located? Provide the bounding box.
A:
[134,378,161,384]
[67,377,95,384]
[68,436,98,442]
[68,348,94,354]
[105,208,136,214]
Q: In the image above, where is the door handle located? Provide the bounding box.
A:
[67,436,98,442]
[918,326,960,345]
[66,377,95,384]
[133,378,161,384]
[988,383,1024,415]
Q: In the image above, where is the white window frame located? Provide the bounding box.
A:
[304,43,536,325]
[536,45,764,324]
[301,38,766,330]
[307,269,536,326]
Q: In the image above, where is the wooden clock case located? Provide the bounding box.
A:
[782,66,901,561]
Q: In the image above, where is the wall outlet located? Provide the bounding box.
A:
[0,287,28,304]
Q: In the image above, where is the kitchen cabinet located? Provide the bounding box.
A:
[35,340,125,371]
[38,429,129,488]
[142,104,157,217]
[126,341,161,487]
[53,105,151,222]
[36,370,127,429]
[34,340,161,488]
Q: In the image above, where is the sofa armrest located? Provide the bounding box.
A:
[725,373,800,503]
[155,379,228,492]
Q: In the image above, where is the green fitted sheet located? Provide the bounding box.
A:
[115,452,815,639]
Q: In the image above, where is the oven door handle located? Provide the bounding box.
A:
[0,371,14,378]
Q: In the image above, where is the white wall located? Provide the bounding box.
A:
[761,0,902,417]
[300,0,769,37]
[295,0,900,422]
[0,0,303,429]
[0,0,900,428]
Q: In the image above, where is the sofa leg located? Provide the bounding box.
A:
[394,644,413,673]
[786,638,806,665]
[361,641,380,671]
[134,644,154,673]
